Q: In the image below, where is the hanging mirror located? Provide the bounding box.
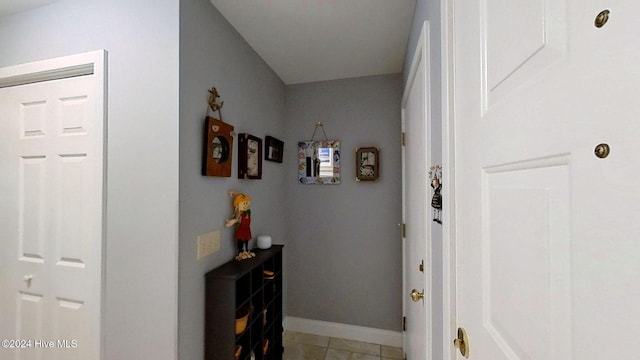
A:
[298,140,341,184]
[211,136,230,164]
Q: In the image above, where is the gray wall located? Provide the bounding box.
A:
[1,1,420,359]
[0,1,180,359]
[405,1,444,359]
[178,1,287,360]
[284,74,403,331]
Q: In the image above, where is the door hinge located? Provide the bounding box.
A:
[403,316,407,331]
[401,223,406,238]
[401,132,406,146]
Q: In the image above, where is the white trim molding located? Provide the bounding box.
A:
[283,317,402,348]
[441,0,457,359]
[0,50,105,88]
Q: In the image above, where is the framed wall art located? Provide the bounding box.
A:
[203,116,234,177]
[238,133,262,179]
[265,136,284,163]
[298,140,340,184]
[355,146,380,182]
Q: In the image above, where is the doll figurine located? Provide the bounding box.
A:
[225,191,256,260]
[429,165,443,224]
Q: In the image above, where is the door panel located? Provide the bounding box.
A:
[482,160,572,359]
[483,0,566,108]
[454,0,640,359]
[402,21,431,360]
[20,156,47,263]
[403,62,427,359]
[0,53,105,360]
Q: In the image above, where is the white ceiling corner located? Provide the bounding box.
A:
[210,0,415,85]
[0,0,57,18]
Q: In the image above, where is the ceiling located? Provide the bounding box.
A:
[0,0,56,17]
[0,1,416,85]
[210,0,416,84]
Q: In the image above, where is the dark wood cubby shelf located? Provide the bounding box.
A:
[205,245,283,360]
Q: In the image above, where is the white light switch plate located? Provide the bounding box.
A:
[197,230,221,259]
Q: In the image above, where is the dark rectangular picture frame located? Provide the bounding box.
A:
[265,136,284,163]
[238,133,262,179]
[355,146,380,182]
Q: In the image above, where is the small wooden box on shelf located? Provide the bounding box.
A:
[205,245,283,360]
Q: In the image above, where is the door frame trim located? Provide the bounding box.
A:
[441,1,457,359]
[0,63,94,88]
[401,20,432,360]
[0,51,105,87]
[0,50,108,359]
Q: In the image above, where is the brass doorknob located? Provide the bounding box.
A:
[410,289,424,302]
[453,327,469,358]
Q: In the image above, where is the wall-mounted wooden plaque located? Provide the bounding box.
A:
[203,116,234,177]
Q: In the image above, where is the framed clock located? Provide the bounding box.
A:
[238,133,262,179]
[203,116,234,177]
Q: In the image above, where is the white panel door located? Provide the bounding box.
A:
[402,22,431,360]
[0,52,105,360]
[453,0,640,359]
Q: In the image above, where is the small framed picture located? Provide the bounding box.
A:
[355,147,380,182]
[265,136,284,163]
[238,133,262,179]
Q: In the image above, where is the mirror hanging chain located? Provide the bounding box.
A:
[309,121,329,142]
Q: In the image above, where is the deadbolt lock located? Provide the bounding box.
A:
[453,327,470,358]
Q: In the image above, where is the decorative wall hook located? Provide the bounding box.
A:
[207,86,224,121]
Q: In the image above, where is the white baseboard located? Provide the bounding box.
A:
[283,316,402,348]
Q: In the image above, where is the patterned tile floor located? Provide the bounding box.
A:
[283,331,403,360]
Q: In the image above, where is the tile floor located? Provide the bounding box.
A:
[283,331,403,360]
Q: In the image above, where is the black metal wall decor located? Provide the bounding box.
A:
[429,165,442,224]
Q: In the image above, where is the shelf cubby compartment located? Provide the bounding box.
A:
[251,266,264,295]
[236,273,251,307]
[205,245,284,360]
